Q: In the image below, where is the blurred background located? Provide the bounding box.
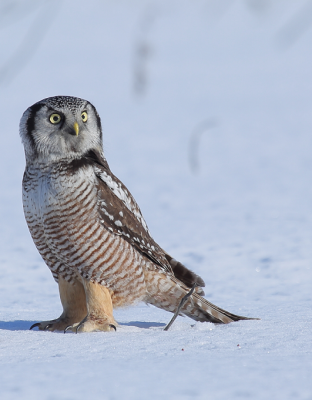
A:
[0,0,311,312]
[1,2,312,398]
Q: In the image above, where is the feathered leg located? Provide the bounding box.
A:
[65,278,117,333]
[30,276,87,331]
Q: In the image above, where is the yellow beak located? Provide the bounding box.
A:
[73,122,79,136]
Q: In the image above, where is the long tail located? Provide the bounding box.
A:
[145,270,258,324]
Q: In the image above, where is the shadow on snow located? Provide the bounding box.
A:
[120,321,166,329]
[0,320,34,331]
[0,320,166,331]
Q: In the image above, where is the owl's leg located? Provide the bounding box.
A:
[30,276,87,332]
[65,279,117,333]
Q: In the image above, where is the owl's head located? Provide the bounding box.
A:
[20,96,103,163]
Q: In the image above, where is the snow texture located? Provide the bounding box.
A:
[0,1,312,399]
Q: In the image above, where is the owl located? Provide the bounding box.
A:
[20,96,254,333]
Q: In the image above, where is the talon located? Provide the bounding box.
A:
[64,325,73,334]
[75,322,83,334]
[74,315,88,333]
[29,322,41,331]
[44,324,52,331]
[109,324,117,331]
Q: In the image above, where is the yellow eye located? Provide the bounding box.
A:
[49,114,61,124]
[81,111,88,122]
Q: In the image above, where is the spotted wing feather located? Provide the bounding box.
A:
[84,150,206,291]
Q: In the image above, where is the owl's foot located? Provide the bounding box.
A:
[30,277,88,332]
[63,279,117,333]
[30,317,80,332]
[64,315,117,333]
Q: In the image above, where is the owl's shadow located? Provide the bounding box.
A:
[0,320,166,331]
[0,320,34,331]
[120,321,165,329]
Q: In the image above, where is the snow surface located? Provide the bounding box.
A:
[1,1,312,399]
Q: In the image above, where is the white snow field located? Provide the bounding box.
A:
[0,1,312,399]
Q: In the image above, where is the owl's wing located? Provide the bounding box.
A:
[85,150,205,291]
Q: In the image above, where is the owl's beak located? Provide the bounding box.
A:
[73,122,79,136]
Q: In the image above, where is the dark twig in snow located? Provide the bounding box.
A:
[164,283,197,331]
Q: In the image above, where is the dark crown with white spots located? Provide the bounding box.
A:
[41,96,86,113]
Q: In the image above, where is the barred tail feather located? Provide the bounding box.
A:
[181,291,258,324]
[145,270,258,324]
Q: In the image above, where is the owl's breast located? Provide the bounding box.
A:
[23,163,98,256]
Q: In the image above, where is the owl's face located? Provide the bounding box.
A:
[20,96,103,163]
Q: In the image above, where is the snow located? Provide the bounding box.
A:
[1,0,312,399]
